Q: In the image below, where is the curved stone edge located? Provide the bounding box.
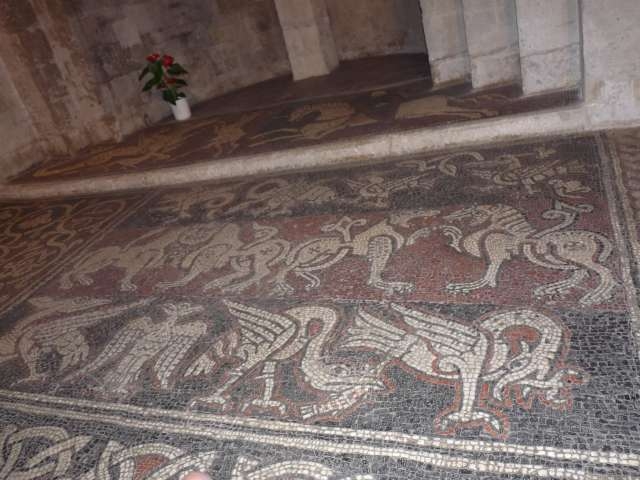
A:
[1,104,637,201]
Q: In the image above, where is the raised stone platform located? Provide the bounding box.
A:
[3,80,579,200]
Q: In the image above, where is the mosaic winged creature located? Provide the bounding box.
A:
[189,300,386,419]
[65,302,206,394]
[440,201,617,305]
[0,296,152,384]
[342,304,584,438]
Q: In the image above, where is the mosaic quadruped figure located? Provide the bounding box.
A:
[441,201,618,305]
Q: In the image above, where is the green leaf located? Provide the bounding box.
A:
[149,61,164,83]
[148,61,161,76]
[142,78,157,92]
[172,78,188,86]
[138,65,150,81]
[167,64,188,75]
[162,88,177,105]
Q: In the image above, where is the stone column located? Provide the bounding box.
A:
[419,0,470,86]
[461,0,521,89]
[516,0,580,95]
[274,0,339,81]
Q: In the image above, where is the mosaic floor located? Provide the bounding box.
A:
[1,128,640,479]
[11,80,578,183]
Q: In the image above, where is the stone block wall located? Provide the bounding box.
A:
[419,0,469,85]
[0,0,119,169]
[0,55,44,179]
[75,0,291,136]
[325,0,426,60]
[0,0,291,177]
[462,0,521,89]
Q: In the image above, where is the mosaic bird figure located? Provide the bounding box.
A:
[191,300,384,418]
[4,297,151,384]
[65,302,205,395]
[190,300,306,412]
[341,304,583,437]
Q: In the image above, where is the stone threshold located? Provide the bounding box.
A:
[2,102,639,201]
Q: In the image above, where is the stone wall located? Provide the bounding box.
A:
[326,0,426,60]
[79,0,291,135]
[516,0,580,95]
[419,0,469,85]
[0,0,119,173]
[0,0,291,177]
[0,55,44,179]
[582,0,640,126]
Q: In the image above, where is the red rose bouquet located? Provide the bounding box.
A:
[139,53,188,105]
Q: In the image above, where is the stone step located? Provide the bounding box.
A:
[0,100,611,201]
[420,0,582,96]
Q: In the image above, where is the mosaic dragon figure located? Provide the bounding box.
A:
[342,304,584,438]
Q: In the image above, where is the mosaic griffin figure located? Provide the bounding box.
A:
[342,304,584,438]
[189,300,385,418]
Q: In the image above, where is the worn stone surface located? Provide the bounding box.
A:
[274,0,338,80]
[326,0,426,61]
[1,131,640,479]
[419,0,469,85]
[462,0,521,89]
[516,0,581,95]
[0,0,118,168]
[582,0,640,126]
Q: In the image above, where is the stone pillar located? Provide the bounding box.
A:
[274,0,339,81]
[461,0,521,89]
[582,0,640,125]
[516,0,580,95]
[419,0,470,86]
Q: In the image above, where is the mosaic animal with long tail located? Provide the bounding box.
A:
[342,304,584,438]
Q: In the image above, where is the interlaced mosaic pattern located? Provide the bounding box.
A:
[0,131,639,479]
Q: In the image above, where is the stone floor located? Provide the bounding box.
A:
[11,64,578,184]
[1,128,640,479]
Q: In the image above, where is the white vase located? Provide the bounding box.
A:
[171,97,191,121]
